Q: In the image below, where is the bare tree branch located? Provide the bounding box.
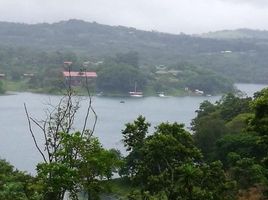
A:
[81,68,98,138]
[81,98,92,136]
[29,117,52,160]
[89,106,98,138]
[24,103,47,163]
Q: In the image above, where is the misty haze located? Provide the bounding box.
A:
[0,1,268,200]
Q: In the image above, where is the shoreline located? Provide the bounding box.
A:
[1,83,267,98]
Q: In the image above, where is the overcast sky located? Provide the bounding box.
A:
[0,0,268,34]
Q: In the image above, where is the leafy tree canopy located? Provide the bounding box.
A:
[121,117,235,199]
[0,159,40,200]
[191,88,268,197]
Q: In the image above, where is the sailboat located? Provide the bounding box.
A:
[129,82,143,97]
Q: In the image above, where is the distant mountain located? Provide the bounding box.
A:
[0,20,260,64]
[0,19,268,83]
[200,29,268,40]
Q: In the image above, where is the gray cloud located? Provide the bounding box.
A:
[0,0,267,34]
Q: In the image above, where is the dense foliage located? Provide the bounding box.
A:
[0,159,40,200]
[96,62,146,94]
[121,116,236,199]
[192,90,268,198]
[35,132,121,200]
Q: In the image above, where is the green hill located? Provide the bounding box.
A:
[200,28,268,40]
[0,19,268,84]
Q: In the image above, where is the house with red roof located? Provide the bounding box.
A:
[62,71,97,86]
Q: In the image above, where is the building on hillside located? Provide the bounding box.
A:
[23,73,34,78]
[0,74,6,80]
[194,89,204,95]
[62,71,97,86]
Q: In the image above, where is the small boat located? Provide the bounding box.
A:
[120,100,125,103]
[158,92,165,97]
[129,82,143,97]
[96,91,103,96]
[129,91,143,97]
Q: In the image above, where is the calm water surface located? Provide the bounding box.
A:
[0,83,267,173]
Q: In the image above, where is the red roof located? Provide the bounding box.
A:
[63,71,97,78]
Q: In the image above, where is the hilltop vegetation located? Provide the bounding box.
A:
[201,28,268,40]
[0,20,256,59]
[0,19,267,89]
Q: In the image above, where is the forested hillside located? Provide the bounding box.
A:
[0,19,268,96]
[201,28,268,40]
[0,20,258,59]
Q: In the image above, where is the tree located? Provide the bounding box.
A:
[24,88,91,199]
[202,89,268,197]
[96,62,146,94]
[184,71,234,95]
[37,132,121,200]
[193,100,216,120]
[121,118,235,199]
[218,93,251,122]
[225,113,253,134]
[193,115,227,160]
[229,157,267,189]
[24,75,121,199]
[248,88,268,168]
[0,159,41,200]
[120,116,150,178]
[216,134,260,167]
[192,94,252,161]
[250,88,268,136]
[137,122,203,199]
[115,51,139,68]
[246,88,268,196]
[122,115,150,152]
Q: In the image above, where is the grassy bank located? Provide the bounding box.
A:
[1,79,230,97]
[3,79,29,91]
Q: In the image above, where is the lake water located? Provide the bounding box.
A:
[0,83,267,174]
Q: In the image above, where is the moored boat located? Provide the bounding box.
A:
[129,91,143,97]
[129,82,143,97]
